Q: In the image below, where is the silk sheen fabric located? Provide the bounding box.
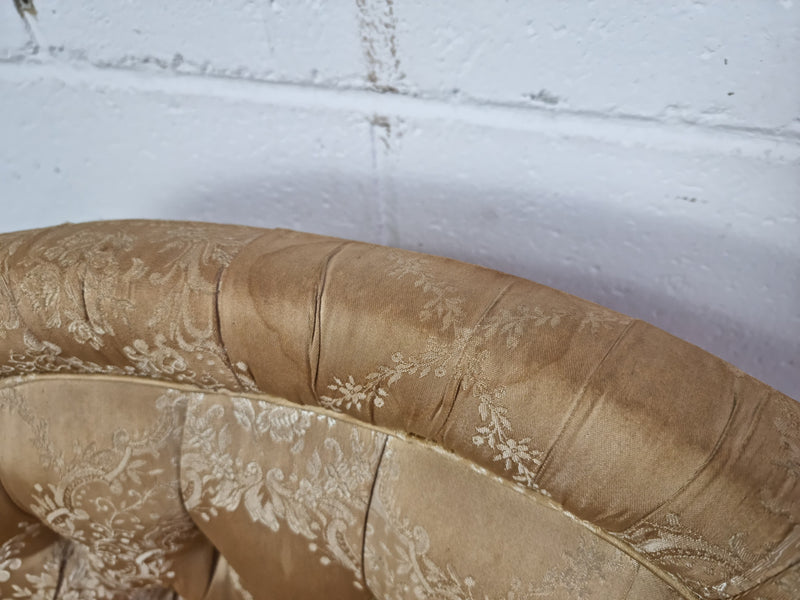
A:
[0,220,797,599]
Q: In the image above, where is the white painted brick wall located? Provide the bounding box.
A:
[1,0,798,399]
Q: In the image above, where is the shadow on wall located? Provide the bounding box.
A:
[160,174,799,401]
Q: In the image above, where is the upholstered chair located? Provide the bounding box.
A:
[0,220,797,600]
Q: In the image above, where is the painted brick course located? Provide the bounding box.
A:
[0,0,798,399]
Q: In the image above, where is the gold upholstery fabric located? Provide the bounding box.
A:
[0,220,797,600]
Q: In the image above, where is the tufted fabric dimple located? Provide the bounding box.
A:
[0,220,798,600]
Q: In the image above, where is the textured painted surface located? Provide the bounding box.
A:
[0,0,798,399]
[393,1,800,130]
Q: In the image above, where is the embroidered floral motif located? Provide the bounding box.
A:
[471,383,542,488]
[2,224,789,600]
[773,566,800,596]
[0,223,260,390]
[0,387,201,598]
[181,396,385,589]
[47,542,177,600]
[365,449,629,600]
[530,537,629,599]
[6,538,67,600]
[772,403,800,483]
[576,310,630,335]
[17,230,143,350]
[139,224,255,362]
[0,330,232,392]
[228,561,255,600]
[620,513,761,599]
[760,403,800,523]
[0,332,122,379]
[122,334,229,389]
[619,402,800,598]
[386,253,465,333]
[320,333,458,412]
[321,253,573,490]
[481,304,563,349]
[0,233,25,338]
[0,521,43,583]
[0,552,21,583]
[230,397,313,453]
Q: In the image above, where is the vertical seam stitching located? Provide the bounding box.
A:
[308,242,350,406]
[213,230,274,393]
[51,539,72,600]
[621,562,642,600]
[360,434,389,593]
[731,556,800,599]
[432,277,516,441]
[534,318,638,483]
[626,371,740,529]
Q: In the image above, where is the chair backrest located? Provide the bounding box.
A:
[0,220,797,599]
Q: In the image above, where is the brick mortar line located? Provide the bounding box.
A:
[0,56,798,165]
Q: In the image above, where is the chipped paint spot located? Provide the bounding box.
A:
[14,0,36,18]
[525,89,561,105]
[369,114,392,149]
[369,113,405,155]
[677,196,708,204]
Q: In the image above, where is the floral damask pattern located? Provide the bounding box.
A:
[0,387,202,599]
[620,513,756,599]
[2,223,797,600]
[0,332,119,378]
[760,404,800,523]
[0,232,25,338]
[471,382,543,488]
[321,252,630,492]
[772,403,800,484]
[16,229,144,350]
[181,395,386,589]
[0,522,46,584]
[0,331,251,391]
[617,394,800,600]
[0,223,261,390]
[620,512,800,599]
[757,565,800,599]
[364,447,632,600]
[319,250,800,599]
[4,538,67,600]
